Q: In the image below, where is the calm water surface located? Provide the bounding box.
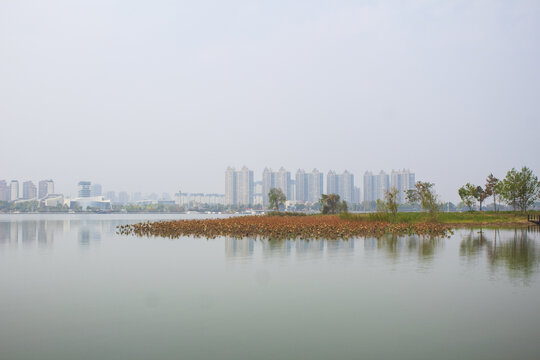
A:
[1,214,539,360]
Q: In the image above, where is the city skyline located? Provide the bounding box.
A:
[4,161,539,207]
[225,166,416,206]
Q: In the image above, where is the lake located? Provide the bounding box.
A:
[1,214,539,360]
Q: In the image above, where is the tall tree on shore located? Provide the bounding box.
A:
[484,174,499,212]
[406,181,439,215]
[499,167,540,212]
[385,188,399,217]
[320,194,347,214]
[458,183,478,211]
[268,188,286,211]
[474,186,488,211]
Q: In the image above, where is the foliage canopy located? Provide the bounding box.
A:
[268,188,286,211]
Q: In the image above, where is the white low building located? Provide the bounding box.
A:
[67,196,111,211]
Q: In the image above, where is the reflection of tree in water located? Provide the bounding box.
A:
[223,237,355,259]
[459,229,488,262]
[486,229,539,282]
[369,233,444,262]
[225,237,254,258]
[460,228,540,282]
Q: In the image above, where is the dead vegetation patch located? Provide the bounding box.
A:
[117,215,450,240]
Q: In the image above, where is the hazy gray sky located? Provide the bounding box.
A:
[1,0,539,201]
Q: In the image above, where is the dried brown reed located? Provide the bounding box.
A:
[117,215,450,240]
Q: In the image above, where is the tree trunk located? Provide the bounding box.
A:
[493,193,497,212]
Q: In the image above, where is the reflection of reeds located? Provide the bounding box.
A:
[117,215,450,240]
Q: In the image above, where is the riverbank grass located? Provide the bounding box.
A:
[340,211,539,225]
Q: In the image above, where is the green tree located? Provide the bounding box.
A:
[384,188,399,217]
[474,186,488,211]
[458,183,478,211]
[341,200,348,213]
[485,173,499,212]
[268,188,286,211]
[406,181,439,215]
[499,167,540,212]
[320,194,347,214]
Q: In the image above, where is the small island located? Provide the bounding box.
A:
[117,214,451,240]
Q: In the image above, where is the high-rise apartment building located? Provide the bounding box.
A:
[363,171,375,203]
[225,167,237,206]
[105,191,116,202]
[307,169,324,203]
[78,181,92,198]
[38,180,54,199]
[236,166,254,206]
[375,170,389,202]
[0,180,9,201]
[23,181,37,199]
[262,168,274,206]
[9,180,19,201]
[295,169,324,203]
[274,167,291,200]
[224,166,254,206]
[91,183,102,197]
[363,169,414,203]
[390,169,415,203]
[261,167,291,205]
[295,169,308,202]
[132,192,143,202]
[327,170,355,204]
[118,191,130,204]
[338,170,355,204]
[327,170,338,195]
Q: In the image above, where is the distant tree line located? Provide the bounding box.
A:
[458,167,539,212]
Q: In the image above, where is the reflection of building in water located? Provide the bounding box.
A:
[261,239,292,256]
[0,222,10,244]
[21,221,37,244]
[10,222,18,244]
[38,220,54,245]
[326,239,355,253]
[295,239,325,255]
[225,238,254,258]
[78,226,102,246]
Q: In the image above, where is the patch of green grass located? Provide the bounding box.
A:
[340,211,537,225]
[266,211,307,216]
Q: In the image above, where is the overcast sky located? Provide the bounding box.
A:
[1,0,539,201]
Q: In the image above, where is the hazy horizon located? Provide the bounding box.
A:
[1,0,539,202]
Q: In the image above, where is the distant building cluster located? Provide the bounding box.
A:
[0,179,59,203]
[2,168,416,212]
[224,167,416,207]
[224,167,254,206]
[363,169,415,204]
[174,192,225,207]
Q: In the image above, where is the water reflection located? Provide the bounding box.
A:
[225,238,254,258]
[21,221,37,245]
[364,234,444,263]
[0,217,126,248]
[460,228,540,283]
[2,217,539,283]
[223,237,355,259]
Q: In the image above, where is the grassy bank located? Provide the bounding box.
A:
[340,211,539,226]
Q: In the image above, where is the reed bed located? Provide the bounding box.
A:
[117,215,450,240]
